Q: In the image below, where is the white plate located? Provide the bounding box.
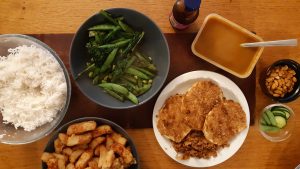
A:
[152,71,250,167]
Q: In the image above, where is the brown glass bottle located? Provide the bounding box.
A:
[169,0,201,30]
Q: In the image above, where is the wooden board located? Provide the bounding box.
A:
[1,1,300,169]
[31,33,256,128]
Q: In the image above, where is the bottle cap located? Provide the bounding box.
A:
[184,0,201,11]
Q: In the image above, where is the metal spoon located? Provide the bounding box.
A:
[241,39,298,47]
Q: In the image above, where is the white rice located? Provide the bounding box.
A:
[0,45,67,131]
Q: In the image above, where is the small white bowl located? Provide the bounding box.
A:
[258,103,295,142]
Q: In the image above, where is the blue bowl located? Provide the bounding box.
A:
[69,8,170,109]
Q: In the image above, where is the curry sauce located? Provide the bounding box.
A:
[192,14,263,78]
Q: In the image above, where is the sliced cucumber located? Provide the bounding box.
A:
[266,110,277,126]
[262,112,271,125]
[285,111,290,119]
[260,106,290,132]
[260,125,280,132]
[274,116,286,128]
[272,111,287,119]
[260,117,267,125]
[271,106,290,113]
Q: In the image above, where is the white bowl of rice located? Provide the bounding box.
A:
[0,34,71,144]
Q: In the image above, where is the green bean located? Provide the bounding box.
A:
[99,10,118,25]
[125,55,136,69]
[102,88,124,102]
[92,76,100,85]
[137,83,152,96]
[76,63,95,79]
[88,24,116,31]
[120,78,139,92]
[118,20,134,33]
[146,64,157,72]
[100,48,118,73]
[103,26,121,42]
[98,83,129,96]
[123,74,137,84]
[110,37,126,44]
[135,51,150,64]
[133,67,155,77]
[93,68,101,77]
[126,92,138,104]
[131,90,139,96]
[99,82,112,90]
[137,78,143,88]
[127,81,139,91]
[119,32,134,39]
[136,51,152,63]
[126,67,149,79]
[135,51,152,63]
[122,32,144,56]
[131,31,144,51]
[98,39,130,49]
[134,55,157,72]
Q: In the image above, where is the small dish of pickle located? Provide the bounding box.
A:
[258,104,295,142]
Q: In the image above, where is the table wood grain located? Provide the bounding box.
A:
[0,1,300,169]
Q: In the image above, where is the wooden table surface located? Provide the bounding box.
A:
[0,0,300,169]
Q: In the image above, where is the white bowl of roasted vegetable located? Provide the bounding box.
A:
[70,8,170,109]
[258,103,295,142]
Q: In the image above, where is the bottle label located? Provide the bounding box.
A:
[169,13,189,30]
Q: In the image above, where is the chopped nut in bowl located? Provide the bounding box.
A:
[260,59,300,102]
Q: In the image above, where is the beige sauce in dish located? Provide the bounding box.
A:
[194,16,260,75]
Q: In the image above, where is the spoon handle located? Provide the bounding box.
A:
[241,39,298,47]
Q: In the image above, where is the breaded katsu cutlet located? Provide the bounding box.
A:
[183,80,223,130]
[157,94,191,143]
[203,100,247,145]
